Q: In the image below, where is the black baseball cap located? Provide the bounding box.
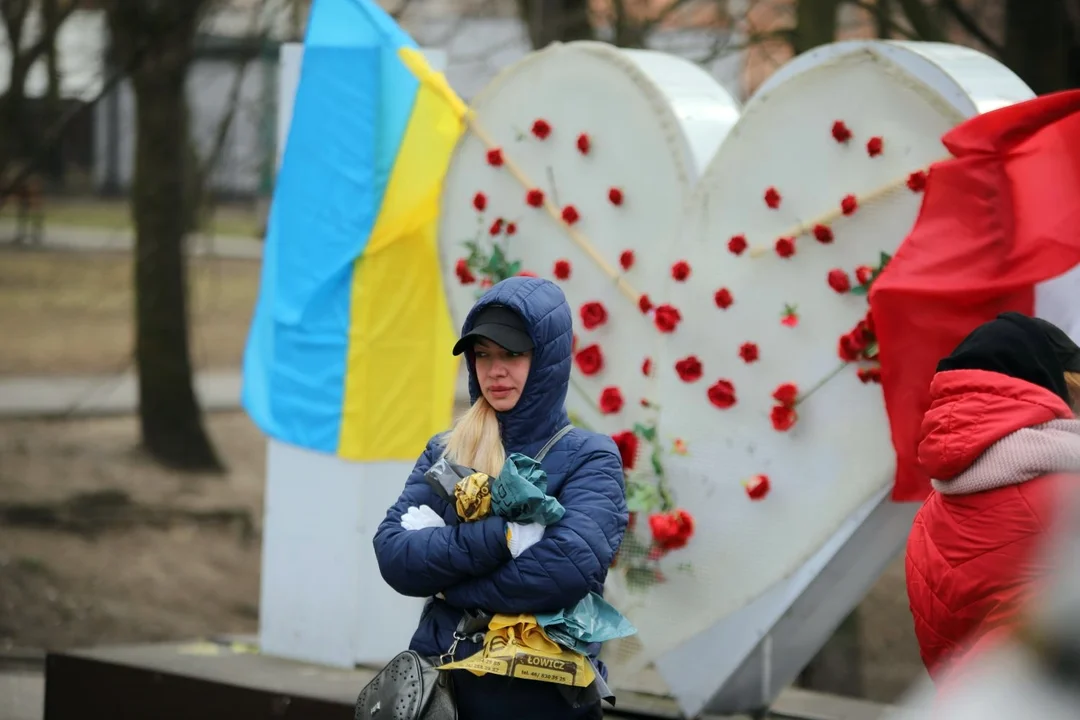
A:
[452,305,534,356]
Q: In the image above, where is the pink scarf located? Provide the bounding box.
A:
[932,419,1080,495]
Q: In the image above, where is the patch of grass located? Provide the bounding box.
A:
[0,248,261,375]
[14,556,50,575]
[0,197,263,238]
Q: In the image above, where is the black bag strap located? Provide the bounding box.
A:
[534,424,573,462]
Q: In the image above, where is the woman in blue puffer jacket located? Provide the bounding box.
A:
[373,276,630,720]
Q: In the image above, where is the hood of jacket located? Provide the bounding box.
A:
[918,368,1075,481]
[460,277,572,451]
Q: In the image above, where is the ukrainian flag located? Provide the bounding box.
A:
[242,0,463,460]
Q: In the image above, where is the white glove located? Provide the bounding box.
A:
[400,505,446,531]
[506,522,545,558]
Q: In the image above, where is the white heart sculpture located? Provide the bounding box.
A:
[437,39,1034,684]
[439,42,740,435]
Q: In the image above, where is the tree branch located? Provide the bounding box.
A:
[844,0,919,40]
[893,0,944,41]
[937,0,1003,55]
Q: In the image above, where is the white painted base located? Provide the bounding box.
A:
[258,439,424,668]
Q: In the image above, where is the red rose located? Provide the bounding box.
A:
[455,258,475,285]
[608,187,624,206]
[728,234,748,255]
[531,119,551,139]
[553,259,571,280]
[619,249,634,270]
[489,218,503,236]
[744,474,771,501]
[486,148,504,166]
[638,294,653,313]
[517,270,538,277]
[714,287,733,309]
[561,205,580,225]
[867,136,884,157]
[827,268,851,294]
[506,222,517,235]
[831,120,852,143]
[781,312,798,328]
[838,331,865,362]
[858,366,883,384]
[738,342,759,364]
[772,382,798,407]
[671,260,691,282]
[707,379,736,409]
[855,265,874,285]
[764,186,781,209]
[653,304,681,333]
[579,301,607,330]
[574,344,603,376]
[854,318,873,343]
[526,188,544,207]
[599,386,624,414]
[907,170,927,192]
[863,309,876,335]
[473,192,487,211]
[611,430,639,470]
[674,355,703,383]
[479,278,493,289]
[641,357,652,376]
[771,405,797,432]
[840,194,858,216]
[775,236,796,258]
[576,133,590,154]
[648,509,694,551]
[813,224,834,244]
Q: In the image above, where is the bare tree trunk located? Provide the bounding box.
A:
[518,0,594,50]
[1004,0,1072,94]
[794,0,839,54]
[107,0,223,472]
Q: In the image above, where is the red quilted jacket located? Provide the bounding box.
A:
[905,369,1075,682]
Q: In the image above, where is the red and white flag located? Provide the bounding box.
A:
[870,89,1080,502]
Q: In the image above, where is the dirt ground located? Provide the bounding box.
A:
[0,198,262,238]
[0,248,260,376]
[0,412,264,652]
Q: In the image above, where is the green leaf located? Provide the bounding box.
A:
[849,284,869,296]
[507,260,522,277]
[626,481,660,512]
[650,449,664,477]
[632,423,656,442]
[625,566,658,592]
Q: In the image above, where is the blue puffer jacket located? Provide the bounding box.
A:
[373,277,629,720]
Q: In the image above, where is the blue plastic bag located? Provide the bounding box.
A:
[535,592,638,653]
[490,452,565,525]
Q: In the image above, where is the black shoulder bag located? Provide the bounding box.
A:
[355,425,573,720]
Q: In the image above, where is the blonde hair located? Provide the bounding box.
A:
[440,397,506,477]
[1067,371,1080,410]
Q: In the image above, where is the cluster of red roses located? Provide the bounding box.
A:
[827,264,874,294]
[609,428,695,570]
[770,382,799,432]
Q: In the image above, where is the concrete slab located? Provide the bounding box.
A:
[0,672,44,720]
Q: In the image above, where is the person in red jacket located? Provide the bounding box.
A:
[905,312,1080,684]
